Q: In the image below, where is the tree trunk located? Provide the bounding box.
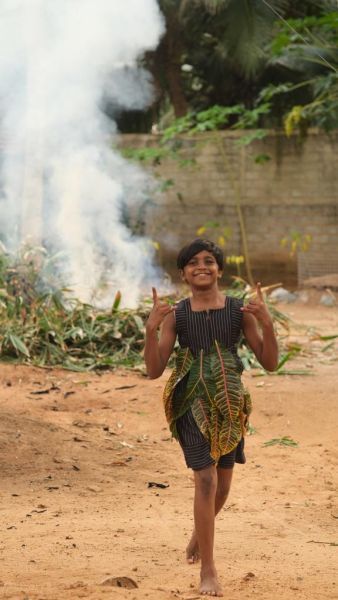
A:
[147,10,188,119]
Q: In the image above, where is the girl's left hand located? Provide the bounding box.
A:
[241,282,272,327]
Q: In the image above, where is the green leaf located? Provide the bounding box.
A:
[263,436,298,447]
[8,334,30,357]
[167,342,250,461]
[163,347,194,428]
[276,350,300,371]
[133,315,145,333]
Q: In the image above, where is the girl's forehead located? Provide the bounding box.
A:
[190,250,215,259]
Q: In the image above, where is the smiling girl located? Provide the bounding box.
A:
[144,238,278,597]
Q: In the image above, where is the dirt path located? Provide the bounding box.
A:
[0,303,337,600]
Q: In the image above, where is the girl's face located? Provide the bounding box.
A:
[181,250,222,288]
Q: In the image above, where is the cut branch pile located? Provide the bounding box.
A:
[0,247,336,373]
[0,247,148,371]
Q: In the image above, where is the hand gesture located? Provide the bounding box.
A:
[241,282,272,326]
[146,287,175,331]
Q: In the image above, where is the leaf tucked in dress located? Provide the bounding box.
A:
[163,341,252,460]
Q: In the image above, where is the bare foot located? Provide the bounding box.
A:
[186,530,200,564]
[199,567,223,597]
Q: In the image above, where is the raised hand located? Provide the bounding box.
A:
[241,282,272,326]
[146,287,175,331]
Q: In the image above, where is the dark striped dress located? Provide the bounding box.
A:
[174,296,246,471]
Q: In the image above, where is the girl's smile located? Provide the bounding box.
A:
[182,250,222,286]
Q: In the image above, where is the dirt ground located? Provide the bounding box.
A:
[0,302,337,600]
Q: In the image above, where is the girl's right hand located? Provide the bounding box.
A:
[146,287,175,331]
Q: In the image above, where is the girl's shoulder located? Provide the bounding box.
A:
[176,297,190,310]
[226,295,244,330]
[226,295,244,309]
[174,298,189,334]
[175,297,190,318]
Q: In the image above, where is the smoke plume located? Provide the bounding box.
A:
[0,0,164,306]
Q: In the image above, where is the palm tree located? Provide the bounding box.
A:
[144,1,334,125]
[181,0,290,78]
[149,0,298,118]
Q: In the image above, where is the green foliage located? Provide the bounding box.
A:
[159,178,175,191]
[196,221,232,249]
[266,9,338,134]
[161,104,272,141]
[0,246,147,371]
[280,231,312,256]
[263,436,299,447]
[254,153,271,164]
[120,146,171,164]
[270,13,338,56]
[1,247,333,377]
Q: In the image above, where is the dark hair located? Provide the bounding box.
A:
[176,238,224,271]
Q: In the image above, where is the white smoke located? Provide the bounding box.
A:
[0,0,164,306]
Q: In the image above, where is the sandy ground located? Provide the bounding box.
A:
[0,302,337,600]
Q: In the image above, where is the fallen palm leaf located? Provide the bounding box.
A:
[274,369,313,376]
[307,540,338,546]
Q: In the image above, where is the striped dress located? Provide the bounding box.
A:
[174,295,246,470]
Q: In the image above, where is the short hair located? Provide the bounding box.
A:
[176,238,224,271]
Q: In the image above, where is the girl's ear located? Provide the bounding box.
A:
[217,270,223,279]
[179,269,185,282]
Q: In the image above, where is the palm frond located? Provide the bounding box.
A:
[183,0,288,78]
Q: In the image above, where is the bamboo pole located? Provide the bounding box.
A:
[215,132,254,287]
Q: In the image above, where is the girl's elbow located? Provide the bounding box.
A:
[265,358,279,372]
[146,367,164,379]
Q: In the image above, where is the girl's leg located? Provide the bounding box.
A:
[193,465,223,596]
[215,466,233,514]
[187,467,233,564]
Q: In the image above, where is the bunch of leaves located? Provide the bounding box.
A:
[196,221,233,248]
[161,103,271,143]
[0,247,147,371]
[266,9,338,134]
[280,230,312,257]
[164,341,251,460]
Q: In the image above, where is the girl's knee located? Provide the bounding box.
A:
[216,481,231,503]
[195,467,217,497]
[216,469,233,501]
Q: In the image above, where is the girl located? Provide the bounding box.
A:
[144,239,278,597]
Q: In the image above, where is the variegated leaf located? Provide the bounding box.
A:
[163,346,193,425]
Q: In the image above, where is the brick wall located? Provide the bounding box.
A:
[118,130,338,287]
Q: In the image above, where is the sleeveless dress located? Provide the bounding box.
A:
[173,296,246,471]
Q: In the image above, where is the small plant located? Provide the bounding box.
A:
[280,230,312,257]
[247,423,257,436]
[263,436,298,447]
[226,255,245,277]
[196,221,232,248]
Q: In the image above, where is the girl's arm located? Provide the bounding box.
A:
[144,288,177,379]
[241,283,279,372]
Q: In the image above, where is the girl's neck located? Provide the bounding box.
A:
[189,287,225,310]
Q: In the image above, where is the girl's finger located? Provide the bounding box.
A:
[152,287,158,305]
[256,282,263,299]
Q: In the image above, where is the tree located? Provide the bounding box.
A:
[148,0,291,119]
[117,1,338,132]
[264,5,338,133]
